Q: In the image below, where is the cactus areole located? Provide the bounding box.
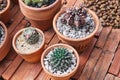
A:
[23,0,56,8]
[23,27,39,44]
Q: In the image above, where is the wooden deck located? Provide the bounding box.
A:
[0,0,120,80]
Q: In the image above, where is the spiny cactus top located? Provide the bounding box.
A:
[44,47,77,74]
[23,27,39,44]
[61,5,87,28]
[23,0,56,8]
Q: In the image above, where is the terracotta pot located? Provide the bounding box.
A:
[12,27,45,63]
[41,43,80,80]
[19,0,62,31]
[0,21,11,61]
[53,8,100,52]
[0,0,11,24]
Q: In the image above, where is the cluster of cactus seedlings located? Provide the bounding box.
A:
[61,5,87,28]
[44,47,76,74]
[23,27,39,44]
[23,0,56,8]
[0,0,7,11]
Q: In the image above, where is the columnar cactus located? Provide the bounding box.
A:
[24,0,55,7]
[23,27,39,44]
[61,5,87,28]
[49,47,74,72]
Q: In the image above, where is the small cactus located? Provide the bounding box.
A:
[49,47,75,72]
[23,27,39,44]
[61,5,87,28]
[23,0,55,8]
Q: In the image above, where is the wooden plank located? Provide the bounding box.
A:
[78,48,102,80]
[36,70,50,80]
[103,29,120,53]
[8,10,24,35]
[0,59,12,78]
[5,20,28,61]
[10,61,42,80]
[96,27,112,48]
[104,74,115,80]
[10,5,19,18]
[109,46,120,75]
[2,56,23,80]
[47,34,60,47]
[44,28,55,44]
[89,51,114,80]
[72,38,97,79]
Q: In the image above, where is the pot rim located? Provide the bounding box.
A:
[41,43,80,77]
[53,7,100,41]
[12,27,45,55]
[0,0,10,14]
[19,0,60,11]
[0,21,8,49]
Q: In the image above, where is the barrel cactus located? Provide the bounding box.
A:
[49,47,75,72]
[23,27,39,44]
[23,0,56,8]
[61,5,87,28]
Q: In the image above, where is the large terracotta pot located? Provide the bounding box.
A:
[12,27,45,63]
[19,0,62,31]
[41,43,80,80]
[0,0,11,24]
[0,21,11,61]
[53,7,100,52]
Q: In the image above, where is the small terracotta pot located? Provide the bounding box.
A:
[0,0,11,24]
[41,43,80,80]
[53,8,100,52]
[12,27,45,63]
[0,21,11,61]
[19,0,62,31]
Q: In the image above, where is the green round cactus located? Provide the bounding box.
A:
[23,27,39,44]
[49,47,75,72]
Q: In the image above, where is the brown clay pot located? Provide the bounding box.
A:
[0,0,11,24]
[12,27,45,63]
[41,43,80,80]
[0,21,11,61]
[53,8,100,52]
[19,0,62,31]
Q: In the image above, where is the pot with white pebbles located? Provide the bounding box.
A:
[41,43,80,80]
[53,5,100,52]
[0,21,11,61]
[12,27,45,63]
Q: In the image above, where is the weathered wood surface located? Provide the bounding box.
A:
[0,0,120,80]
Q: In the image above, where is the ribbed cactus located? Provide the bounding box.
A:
[49,47,74,72]
[24,0,55,7]
[61,5,87,28]
[23,27,39,44]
